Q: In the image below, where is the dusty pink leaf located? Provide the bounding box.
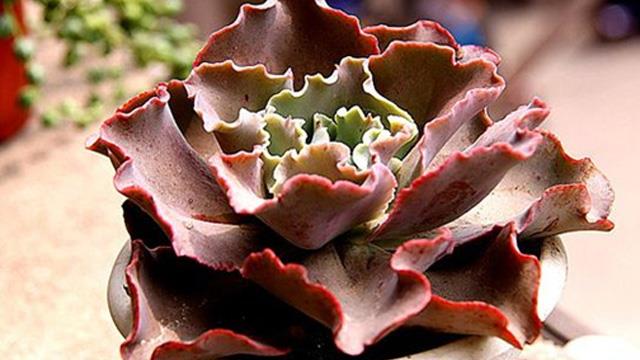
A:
[194,0,379,88]
[210,142,397,250]
[469,98,549,150]
[255,163,395,250]
[87,84,281,269]
[367,115,418,166]
[364,20,458,51]
[389,228,456,274]
[367,42,505,187]
[371,130,542,241]
[371,99,551,241]
[242,243,431,356]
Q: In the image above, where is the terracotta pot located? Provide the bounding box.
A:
[0,0,30,142]
[107,237,567,359]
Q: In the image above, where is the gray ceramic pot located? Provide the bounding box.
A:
[108,237,567,360]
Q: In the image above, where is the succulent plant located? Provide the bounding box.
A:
[88,1,614,358]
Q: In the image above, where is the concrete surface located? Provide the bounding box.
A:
[0,3,639,359]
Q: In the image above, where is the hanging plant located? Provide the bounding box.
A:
[0,0,200,141]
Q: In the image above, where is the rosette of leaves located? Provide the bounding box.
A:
[88,1,614,359]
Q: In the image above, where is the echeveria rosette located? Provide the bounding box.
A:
[88,0,614,358]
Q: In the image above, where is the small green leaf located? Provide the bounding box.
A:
[18,86,38,108]
[334,106,383,149]
[63,45,81,67]
[26,63,45,85]
[264,113,307,157]
[267,57,413,133]
[311,113,336,144]
[13,38,34,61]
[41,109,61,127]
[58,99,80,117]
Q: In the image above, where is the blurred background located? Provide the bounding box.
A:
[1,0,639,358]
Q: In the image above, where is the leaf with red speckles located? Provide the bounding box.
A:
[393,225,541,348]
[194,0,379,88]
[121,240,299,360]
[371,130,542,241]
[370,99,552,242]
[450,130,615,241]
[242,242,431,356]
[367,42,505,188]
[364,20,458,52]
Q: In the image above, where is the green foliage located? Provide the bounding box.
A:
[26,63,45,85]
[36,0,200,79]
[13,37,34,61]
[18,0,201,128]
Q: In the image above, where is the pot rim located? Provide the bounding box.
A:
[107,236,567,359]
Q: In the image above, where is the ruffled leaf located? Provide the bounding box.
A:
[371,130,542,241]
[121,241,292,360]
[242,242,431,356]
[87,84,279,269]
[212,109,269,155]
[185,61,293,132]
[367,115,419,165]
[257,163,395,249]
[368,42,505,188]
[417,225,541,347]
[393,225,541,347]
[334,106,384,149]
[211,140,397,249]
[267,57,412,133]
[364,20,458,52]
[451,131,614,240]
[272,142,368,193]
[263,113,307,157]
[194,0,379,88]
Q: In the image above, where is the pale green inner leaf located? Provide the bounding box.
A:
[212,58,421,195]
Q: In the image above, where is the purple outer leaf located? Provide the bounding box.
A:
[121,241,290,360]
[367,42,505,188]
[194,0,379,88]
[87,83,281,270]
[242,244,431,356]
[393,224,542,348]
[370,99,557,242]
